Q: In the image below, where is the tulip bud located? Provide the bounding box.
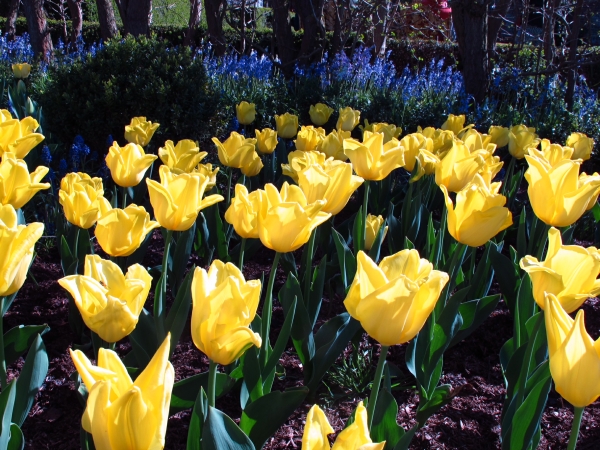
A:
[441,114,470,136]
[435,140,490,193]
[224,184,262,239]
[336,106,361,132]
[0,152,50,209]
[281,150,327,182]
[59,172,111,229]
[0,115,44,159]
[124,116,159,147]
[193,163,219,190]
[566,132,594,161]
[255,128,278,154]
[360,120,402,143]
[295,126,326,152]
[343,132,404,181]
[309,103,334,126]
[236,101,256,125]
[345,250,448,346]
[364,214,387,251]
[317,129,350,161]
[105,142,158,187]
[400,132,433,172]
[508,124,540,159]
[12,63,31,79]
[212,132,263,176]
[158,139,207,174]
[488,126,509,148]
[191,261,262,365]
[275,112,299,139]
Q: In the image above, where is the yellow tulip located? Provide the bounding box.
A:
[417,126,454,155]
[508,124,540,159]
[70,334,174,450]
[545,293,600,407]
[344,250,448,346]
[212,131,263,176]
[336,107,361,132]
[317,129,350,161]
[441,174,512,247]
[360,120,402,144]
[297,160,364,215]
[158,139,207,174]
[58,255,151,342]
[257,183,331,253]
[191,260,262,365]
[124,116,159,147]
[281,150,327,182]
[461,129,496,153]
[400,132,433,172]
[520,227,600,313]
[0,152,50,209]
[0,110,12,124]
[0,204,43,296]
[105,142,157,187]
[537,139,574,167]
[224,184,262,239]
[441,114,471,136]
[12,63,31,79]
[343,131,404,181]
[566,132,594,161]
[434,140,490,192]
[59,172,111,229]
[147,165,224,232]
[524,149,600,226]
[309,103,334,126]
[364,214,388,251]
[0,115,44,159]
[194,163,219,190]
[236,101,256,125]
[95,204,160,257]
[275,112,299,139]
[255,128,278,154]
[488,126,509,148]
[302,402,385,450]
[295,126,326,152]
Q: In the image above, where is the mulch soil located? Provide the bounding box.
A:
[7,230,600,449]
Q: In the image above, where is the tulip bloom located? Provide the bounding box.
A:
[70,334,174,450]
[488,126,509,148]
[59,172,112,229]
[194,163,219,190]
[236,101,256,125]
[0,152,50,209]
[275,113,299,139]
[212,132,263,176]
[191,261,262,365]
[525,148,600,227]
[147,165,224,232]
[255,128,278,154]
[441,114,470,136]
[12,63,31,79]
[360,120,402,144]
[317,130,350,161]
[0,204,43,296]
[124,116,159,147]
[106,142,157,187]
[295,126,326,152]
[566,132,594,161]
[344,251,448,346]
[343,132,404,181]
[297,160,363,215]
[0,115,44,159]
[336,107,360,132]
[282,150,327,182]
[508,124,540,159]
[158,139,207,174]
[545,293,600,407]
[364,214,387,251]
[520,227,600,313]
[537,139,574,167]
[435,140,490,193]
[224,184,262,239]
[257,183,331,253]
[59,255,151,342]
[95,204,160,257]
[309,103,334,126]
[302,402,385,450]
[418,126,454,156]
[400,132,433,172]
[441,174,512,247]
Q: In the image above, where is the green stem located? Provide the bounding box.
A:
[155,230,174,327]
[208,360,218,408]
[303,229,317,303]
[73,227,80,274]
[567,407,584,450]
[122,187,128,209]
[239,174,246,188]
[238,238,246,272]
[515,311,544,408]
[226,168,233,207]
[0,298,6,390]
[360,180,371,254]
[367,345,389,430]
[260,252,281,366]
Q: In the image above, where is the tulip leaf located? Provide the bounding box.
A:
[187,387,208,450]
[307,257,327,329]
[0,292,19,318]
[170,224,196,296]
[59,235,75,276]
[279,252,298,279]
[517,207,527,258]
[202,406,255,450]
[416,384,454,425]
[332,228,356,291]
[7,423,23,450]
[170,373,232,415]
[449,295,500,348]
[368,218,387,263]
[264,297,296,379]
[125,229,154,268]
[205,204,229,262]
[0,382,16,450]
[386,211,403,254]
[279,274,314,365]
[241,346,263,409]
[240,387,308,449]
[165,267,194,357]
[352,206,364,254]
[489,244,520,314]
[465,244,495,299]
[371,365,406,448]
[3,325,50,368]
[12,334,48,427]
[128,308,158,369]
[392,425,418,450]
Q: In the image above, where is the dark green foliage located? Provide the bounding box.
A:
[37,36,218,152]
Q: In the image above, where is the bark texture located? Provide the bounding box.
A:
[96,0,119,40]
[184,0,203,46]
[204,0,227,56]
[4,0,20,41]
[66,0,83,45]
[23,0,53,60]
[296,0,326,64]
[272,0,296,77]
[488,0,512,52]
[114,0,152,36]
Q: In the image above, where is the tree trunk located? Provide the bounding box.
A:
[66,0,83,45]
[272,0,296,77]
[488,0,512,53]
[204,0,227,56]
[4,0,20,41]
[565,0,584,111]
[373,0,389,57]
[125,0,152,36]
[184,0,203,46]
[23,0,53,60]
[296,0,325,64]
[542,0,560,66]
[96,0,119,40]
[450,0,489,102]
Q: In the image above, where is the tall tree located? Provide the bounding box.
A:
[23,0,53,60]
[66,0,83,45]
[184,0,203,46]
[296,0,326,64]
[271,0,296,77]
[4,0,21,41]
[114,0,153,36]
[488,0,512,53]
[96,0,119,39]
[204,0,227,56]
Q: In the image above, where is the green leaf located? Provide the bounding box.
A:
[449,295,500,348]
[7,424,24,450]
[279,274,314,365]
[279,252,298,279]
[517,207,527,258]
[128,308,158,369]
[489,244,520,313]
[307,257,327,329]
[367,217,387,263]
[264,297,296,380]
[0,382,16,450]
[371,366,405,448]
[165,267,194,357]
[240,387,308,449]
[3,325,50,367]
[352,206,364,254]
[13,335,48,427]
[187,387,208,450]
[416,384,453,425]
[393,425,418,450]
[386,210,403,254]
[202,406,255,450]
[241,346,263,409]
[170,373,232,415]
[205,203,229,261]
[332,228,356,290]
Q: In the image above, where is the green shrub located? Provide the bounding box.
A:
[37,36,218,153]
